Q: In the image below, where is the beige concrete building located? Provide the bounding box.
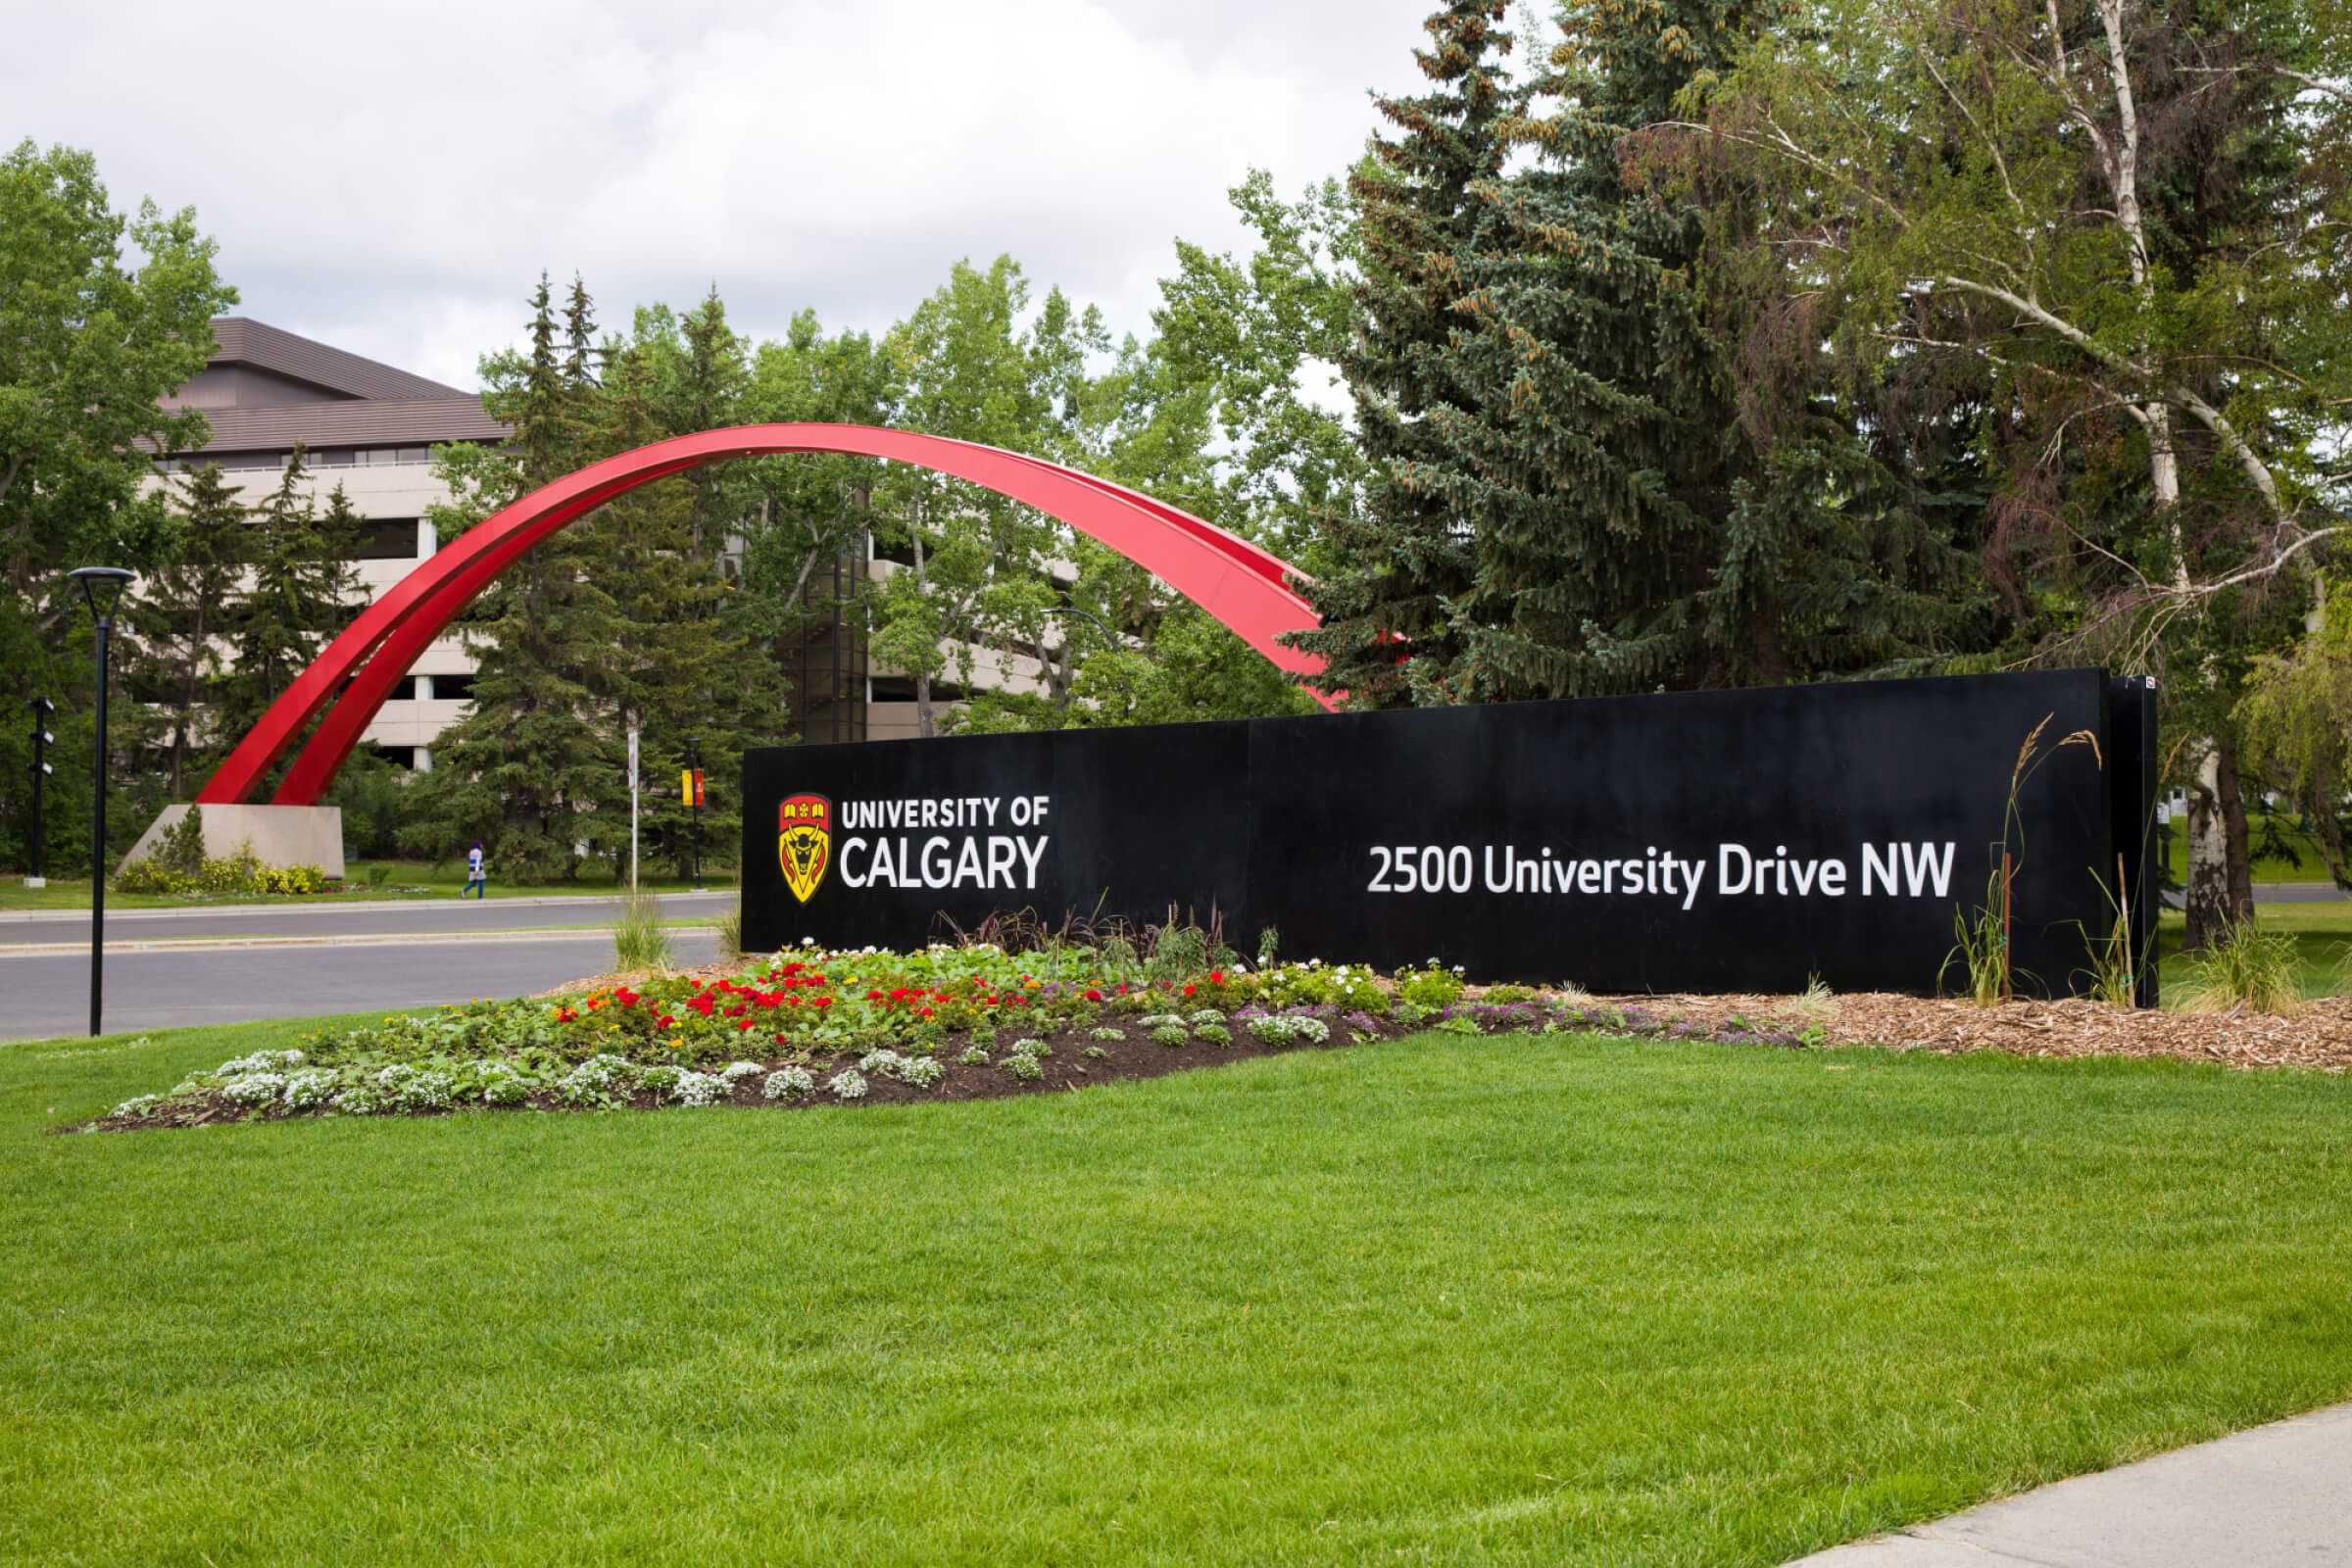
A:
[158,318,507,769]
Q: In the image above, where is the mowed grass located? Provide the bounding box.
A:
[5,1021,2351,1566]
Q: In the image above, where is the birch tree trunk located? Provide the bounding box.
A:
[2182,737,2257,951]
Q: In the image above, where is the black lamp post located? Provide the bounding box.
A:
[25,698,56,888]
[71,567,134,1038]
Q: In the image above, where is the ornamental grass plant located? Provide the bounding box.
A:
[610,885,675,973]
[2180,919,2301,1014]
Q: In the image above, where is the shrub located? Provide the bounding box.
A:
[900,1055,946,1089]
[1010,1037,1050,1056]
[1083,1045,1108,1060]
[958,1045,992,1065]
[1150,1024,1188,1048]
[1002,1054,1044,1081]
[828,1069,868,1101]
[1196,1023,1231,1046]
[763,1066,815,1100]
[158,807,207,876]
[1431,1014,1482,1036]
[367,864,392,887]
[1485,984,1536,1005]
[1397,963,1466,1009]
[114,858,190,896]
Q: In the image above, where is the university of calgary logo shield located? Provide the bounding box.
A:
[777,794,831,904]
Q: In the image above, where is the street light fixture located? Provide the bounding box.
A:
[70,566,135,1039]
[1045,604,1119,646]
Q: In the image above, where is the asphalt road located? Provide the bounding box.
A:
[0,890,736,946]
[0,927,722,1042]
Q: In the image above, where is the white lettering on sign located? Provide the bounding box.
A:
[1365,841,1954,908]
[827,795,1054,894]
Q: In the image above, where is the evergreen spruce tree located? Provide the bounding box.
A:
[1287,2,1516,708]
[128,463,248,799]
[221,447,361,744]
[1302,1,1988,706]
[398,276,626,881]
[596,312,780,881]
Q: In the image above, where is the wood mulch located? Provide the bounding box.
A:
[1544,990,2352,1073]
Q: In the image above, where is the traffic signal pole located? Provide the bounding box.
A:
[25,699,55,889]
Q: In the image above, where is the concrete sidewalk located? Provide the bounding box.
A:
[1788,1401,2352,1566]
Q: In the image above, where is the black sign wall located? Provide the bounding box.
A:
[742,670,2158,1001]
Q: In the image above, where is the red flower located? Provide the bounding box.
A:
[1208,972,1224,985]
[1183,984,1197,996]
[814,997,833,1008]
[1084,989,1102,1002]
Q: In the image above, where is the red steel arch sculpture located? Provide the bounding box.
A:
[198,423,1332,807]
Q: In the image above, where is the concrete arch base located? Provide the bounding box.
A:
[123,805,345,879]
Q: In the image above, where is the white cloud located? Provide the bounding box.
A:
[12,0,1439,387]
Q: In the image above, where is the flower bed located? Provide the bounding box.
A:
[90,945,1814,1132]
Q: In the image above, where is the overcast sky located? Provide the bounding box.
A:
[14,0,1463,390]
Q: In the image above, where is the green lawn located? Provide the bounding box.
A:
[2159,808,2339,884]
[5,1021,2350,1565]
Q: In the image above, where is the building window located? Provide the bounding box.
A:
[356,517,421,560]
[430,674,475,703]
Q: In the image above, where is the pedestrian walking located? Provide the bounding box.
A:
[464,841,486,900]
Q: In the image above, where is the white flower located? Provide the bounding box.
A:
[671,1070,727,1107]
[113,1095,161,1120]
[763,1066,815,1100]
[220,1073,287,1105]
[282,1069,341,1110]
[828,1068,868,1101]
[719,1061,765,1083]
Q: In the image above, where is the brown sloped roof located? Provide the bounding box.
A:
[206,317,470,401]
[185,398,509,453]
